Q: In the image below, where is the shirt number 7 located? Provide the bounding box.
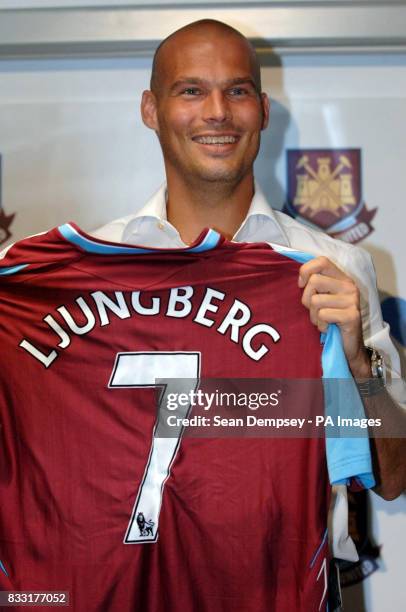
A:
[108,351,201,544]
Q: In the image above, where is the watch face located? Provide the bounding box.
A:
[376,361,384,378]
[369,348,384,378]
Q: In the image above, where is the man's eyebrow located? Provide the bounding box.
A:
[169,76,257,91]
[169,77,206,92]
[224,77,257,88]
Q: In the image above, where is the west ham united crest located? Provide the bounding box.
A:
[0,155,15,246]
[284,149,376,244]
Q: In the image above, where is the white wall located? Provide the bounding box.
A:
[0,48,405,612]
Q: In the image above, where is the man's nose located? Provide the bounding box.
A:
[202,90,231,123]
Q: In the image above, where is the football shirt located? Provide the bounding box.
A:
[0,224,373,611]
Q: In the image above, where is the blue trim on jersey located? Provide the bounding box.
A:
[59,224,164,254]
[0,559,8,577]
[187,229,222,252]
[273,248,314,265]
[322,324,375,489]
[310,528,328,569]
[59,224,221,255]
[322,326,350,378]
[0,264,28,276]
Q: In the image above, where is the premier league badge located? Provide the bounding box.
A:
[284,149,376,244]
[0,155,15,246]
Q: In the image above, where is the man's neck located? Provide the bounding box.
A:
[166,175,254,244]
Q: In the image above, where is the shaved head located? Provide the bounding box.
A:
[141,18,270,197]
[150,20,262,96]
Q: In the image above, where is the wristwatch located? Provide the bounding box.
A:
[356,346,385,398]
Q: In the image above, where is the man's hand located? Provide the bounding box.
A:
[299,255,406,500]
[298,256,370,378]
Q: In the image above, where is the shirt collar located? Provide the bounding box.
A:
[234,182,289,245]
[122,181,289,246]
[133,183,168,222]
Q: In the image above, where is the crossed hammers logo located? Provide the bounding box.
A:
[296,154,353,215]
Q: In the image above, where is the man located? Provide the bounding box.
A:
[94,19,405,501]
[0,20,403,611]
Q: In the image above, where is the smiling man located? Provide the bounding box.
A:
[1,18,405,612]
[94,19,405,505]
[141,21,270,244]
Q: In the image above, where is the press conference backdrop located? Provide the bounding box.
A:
[1,22,406,612]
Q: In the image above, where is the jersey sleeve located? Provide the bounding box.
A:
[270,243,375,490]
[322,324,375,489]
[0,229,61,276]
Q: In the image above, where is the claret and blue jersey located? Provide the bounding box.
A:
[0,224,373,611]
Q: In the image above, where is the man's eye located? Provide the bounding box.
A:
[181,88,201,96]
[229,87,247,96]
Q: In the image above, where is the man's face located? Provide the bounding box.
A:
[142,31,269,186]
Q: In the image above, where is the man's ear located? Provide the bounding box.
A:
[260,93,270,130]
[141,90,159,131]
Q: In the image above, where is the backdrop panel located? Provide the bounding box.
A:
[0,51,405,612]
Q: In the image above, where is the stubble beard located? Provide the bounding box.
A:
[157,121,262,196]
[162,143,256,192]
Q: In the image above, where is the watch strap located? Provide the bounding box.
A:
[356,347,385,398]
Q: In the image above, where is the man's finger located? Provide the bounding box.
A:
[308,301,355,329]
[298,256,347,287]
[310,293,356,310]
[315,306,361,329]
[301,274,356,308]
